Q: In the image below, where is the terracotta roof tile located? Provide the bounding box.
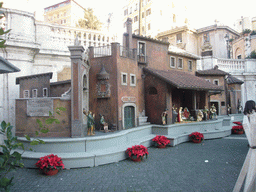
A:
[196,67,229,76]
[144,67,223,91]
[226,74,244,84]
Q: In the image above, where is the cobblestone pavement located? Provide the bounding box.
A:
[6,134,248,192]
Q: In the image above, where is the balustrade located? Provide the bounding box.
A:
[217,58,245,72]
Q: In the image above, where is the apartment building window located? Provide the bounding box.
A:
[130,7,132,14]
[148,23,151,30]
[135,3,138,11]
[23,90,29,98]
[142,12,145,18]
[170,56,176,68]
[124,9,128,16]
[32,89,38,98]
[178,58,183,69]
[134,15,138,22]
[130,74,136,86]
[142,26,145,32]
[188,60,193,71]
[43,88,48,97]
[146,8,151,16]
[121,73,128,85]
[213,79,219,86]
[177,33,182,43]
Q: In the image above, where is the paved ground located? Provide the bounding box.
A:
[6,134,248,192]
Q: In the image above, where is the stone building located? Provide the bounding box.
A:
[122,0,189,37]
[0,7,114,126]
[88,19,222,130]
[44,0,85,27]
[196,66,243,115]
[157,24,240,59]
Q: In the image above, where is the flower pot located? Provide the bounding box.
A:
[192,139,202,143]
[130,155,144,162]
[233,129,244,134]
[42,169,59,176]
[157,144,166,148]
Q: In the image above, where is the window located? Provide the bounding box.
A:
[130,7,132,14]
[148,23,151,30]
[176,33,182,43]
[142,26,145,32]
[203,33,210,43]
[237,55,241,59]
[146,8,151,16]
[149,87,157,95]
[135,3,138,11]
[138,41,146,56]
[23,90,29,98]
[32,89,38,98]
[124,9,128,16]
[205,79,211,82]
[213,79,219,86]
[43,88,48,97]
[173,14,176,23]
[178,58,183,69]
[221,101,225,106]
[121,73,128,85]
[188,60,193,71]
[142,12,145,18]
[130,74,136,86]
[134,15,138,22]
[170,56,176,68]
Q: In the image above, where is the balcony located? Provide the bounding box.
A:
[137,54,147,65]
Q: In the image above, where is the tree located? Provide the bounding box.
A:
[76,8,102,30]
[250,50,256,59]
[0,2,11,48]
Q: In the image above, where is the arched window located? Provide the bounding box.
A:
[148,87,157,95]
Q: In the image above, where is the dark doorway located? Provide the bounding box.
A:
[124,106,135,129]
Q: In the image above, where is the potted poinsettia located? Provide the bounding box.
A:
[232,121,244,134]
[126,145,148,162]
[152,135,170,148]
[35,154,64,175]
[189,132,204,143]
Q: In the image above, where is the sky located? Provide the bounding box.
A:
[2,0,256,30]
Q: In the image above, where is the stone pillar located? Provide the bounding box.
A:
[69,45,85,137]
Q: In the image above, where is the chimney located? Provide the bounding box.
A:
[123,18,133,50]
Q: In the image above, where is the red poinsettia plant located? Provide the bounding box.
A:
[152,135,170,146]
[35,154,64,172]
[126,145,149,160]
[189,132,204,141]
[232,121,244,133]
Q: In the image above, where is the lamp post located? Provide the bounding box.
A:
[224,33,230,59]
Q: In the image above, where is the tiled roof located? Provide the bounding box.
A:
[16,72,53,84]
[144,67,223,91]
[168,46,200,60]
[196,67,229,76]
[226,74,244,84]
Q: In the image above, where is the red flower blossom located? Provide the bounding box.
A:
[189,132,204,141]
[35,154,64,171]
[126,145,148,159]
[232,125,243,131]
[152,135,170,146]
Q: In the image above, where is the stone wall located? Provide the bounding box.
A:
[15,98,71,137]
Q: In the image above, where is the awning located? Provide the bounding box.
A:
[0,56,20,74]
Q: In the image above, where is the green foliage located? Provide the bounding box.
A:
[0,121,24,192]
[242,29,251,35]
[250,50,256,59]
[251,30,256,36]
[0,2,11,48]
[76,8,102,30]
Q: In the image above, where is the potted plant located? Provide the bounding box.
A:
[152,135,170,148]
[189,132,204,143]
[126,145,148,162]
[232,124,244,134]
[35,154,65,175]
